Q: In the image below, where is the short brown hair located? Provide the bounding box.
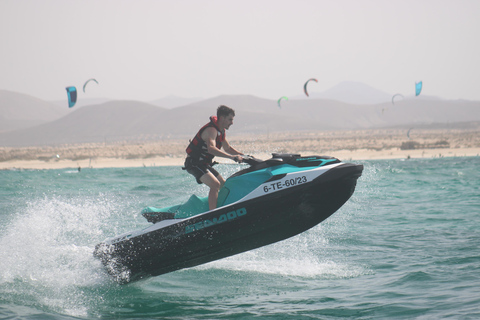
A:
[217,105,235,118]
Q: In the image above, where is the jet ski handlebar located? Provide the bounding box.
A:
[241,154,294,167]
[241,155,264,166]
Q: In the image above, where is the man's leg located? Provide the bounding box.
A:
[200,172,222,210]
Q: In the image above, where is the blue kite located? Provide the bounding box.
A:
[65,86,77,108]
[415,81,423,96]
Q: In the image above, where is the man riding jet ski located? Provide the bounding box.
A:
[184,105,244,210]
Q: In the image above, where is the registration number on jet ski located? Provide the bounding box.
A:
[263,175,307,193]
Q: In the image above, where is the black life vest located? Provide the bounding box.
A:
[186,116,225,164]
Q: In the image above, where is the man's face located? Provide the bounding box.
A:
[220,113,234,130]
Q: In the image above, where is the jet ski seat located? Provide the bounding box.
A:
[174,194,209,218]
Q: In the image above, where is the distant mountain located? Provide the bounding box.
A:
[150,95,202,109]
[0,81,438,135]
[0,90,70,132]
[1,89,480,147]
[50,98,111,109]
[0,100,168,146]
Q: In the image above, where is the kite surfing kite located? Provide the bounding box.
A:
[391,93,404,105]
[407,127,413,140]
[415,81,423,96]
[65,86,77,108]
[277,96,288,108]
[303,78,318,97]
[83,78,98,93]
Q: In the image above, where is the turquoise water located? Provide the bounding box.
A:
[1,157,479,319]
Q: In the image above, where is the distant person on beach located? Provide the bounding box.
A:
[184,105,244,210]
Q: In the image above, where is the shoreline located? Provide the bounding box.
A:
[1,128,478,170]
[1,147,479,170]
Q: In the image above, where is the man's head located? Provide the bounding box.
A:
[217,105,235,118]
[217,105,235,130]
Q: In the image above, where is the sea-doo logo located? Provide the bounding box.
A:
[185,208,247,234]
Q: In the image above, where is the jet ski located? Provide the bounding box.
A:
[94,153,363,283]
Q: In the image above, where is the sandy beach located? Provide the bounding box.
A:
[1,128,479,170]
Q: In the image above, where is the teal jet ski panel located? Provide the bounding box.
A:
[141,154,341,221]
[143,170,271,220]
[217,169,271,208]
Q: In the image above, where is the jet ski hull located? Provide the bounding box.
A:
[94,161,363,283]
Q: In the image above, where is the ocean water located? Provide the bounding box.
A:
[1,156,479,319]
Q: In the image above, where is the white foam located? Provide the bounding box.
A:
[0,195,130,316]
[195,228,369,279]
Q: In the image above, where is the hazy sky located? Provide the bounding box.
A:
[1,0,479,102]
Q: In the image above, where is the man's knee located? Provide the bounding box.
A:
[200,173,221,191]
[209,179,221,192]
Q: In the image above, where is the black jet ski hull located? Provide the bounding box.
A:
[94,162,363,283]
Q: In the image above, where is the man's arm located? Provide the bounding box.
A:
[202,127,241,161]
[222,139,243,156]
